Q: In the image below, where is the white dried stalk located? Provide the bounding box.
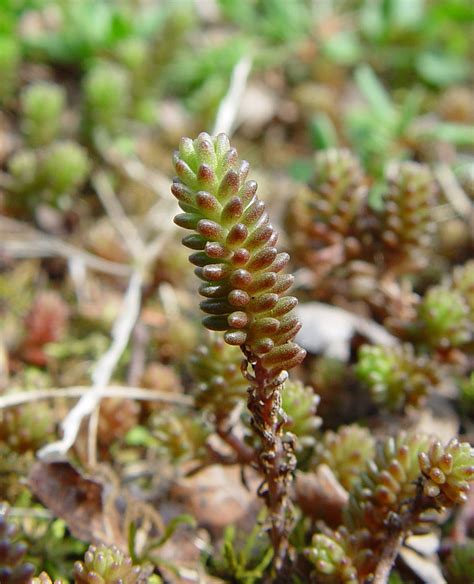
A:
[39,270,143,459]
[0,217,130,277]
[92,171,146,260]
[435,163,473,218]
[0,385,193,409]
[212,55,252,137]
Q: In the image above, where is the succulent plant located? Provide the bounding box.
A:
[7,141,89,209]
[73,544,145,584]
[305,531,358,584]
[21,82,66,147]
[288,148,366,272]
[21,291,70,366]
[345,433,431,536]
[151,411,210,463]
[38,141,90,200]
[306,432,474,582]
[171,132,305,374]
[418,438,474,505]
[7,150,38,194]
[379,161,437,269]
[281,381,321,449]
[355,344,438,411]
[0,400,55,454]
[82,63,130,136]
[315,424,376,491]
[0,511,35,584]
[189,334,248,420]
[171,132,306,567]
[417,286,472,350]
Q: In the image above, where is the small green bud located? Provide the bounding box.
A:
[8,150,38,190]
[282,381,321,449]
[418,287,471,350]
[356,344,438,411]
[21,82,66,146]
[82,63,130,135]
[38,141,90,199]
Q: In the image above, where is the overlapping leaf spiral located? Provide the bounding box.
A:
[171,132,306,375]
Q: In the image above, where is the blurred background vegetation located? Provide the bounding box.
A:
[0,0,473,582]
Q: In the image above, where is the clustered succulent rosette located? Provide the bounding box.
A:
[189,334,248,419]
[306,432,474,582]
[309,149,366,235]
[281,381,321,449]
[0,512,35,584]
[151,410,210,463]
[315,424,376,491]
[73,544,147,584]
[305,531,357,584]
[290,148,366,263]
[0,400,55,453]
[419,438,474,504]
[171,132,306,376]
[380,161,437,268]
[8,140,90,208]
[355,343,439,411]
[417,286,472,350]
[21,82,65,147]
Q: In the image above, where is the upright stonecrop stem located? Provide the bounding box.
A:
[171,132,306,569]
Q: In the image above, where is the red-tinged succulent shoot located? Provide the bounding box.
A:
[380,161,437,268]
[419,438,474,505]
[171,132,306,376]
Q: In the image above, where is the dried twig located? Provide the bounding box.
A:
[0,385,193,410]
[435,163,474,219]
[95,132,171,199]
[0,217,131,277]
[92,171,146,260]
[212,55,253,137]
[38,271,144,460]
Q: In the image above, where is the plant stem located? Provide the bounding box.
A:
[372,530,404,584]
[216,424,256,465]
[245,355,296,572]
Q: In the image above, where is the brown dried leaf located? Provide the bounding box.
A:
[28,460,126,548]
[294,465,349,527]
[170,465,261,537]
